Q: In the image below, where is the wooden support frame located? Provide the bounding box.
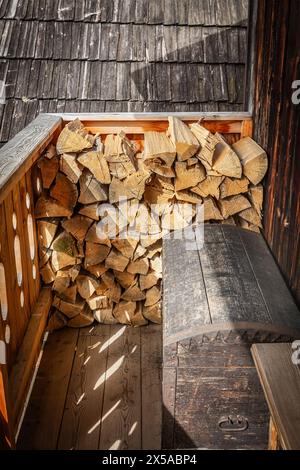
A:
[0,111,252,447]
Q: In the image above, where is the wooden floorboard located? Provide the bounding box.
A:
[17,324,162,450]
[98,325,142,450]
[141,324,162,450]
[57,326,111,450]
[17,328,79,449]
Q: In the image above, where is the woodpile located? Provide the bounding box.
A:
[35,117,268,330]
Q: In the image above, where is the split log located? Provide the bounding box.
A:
[53,296,85,319]
[144,160,175,178]
[238,207,262,228]
[60,153,82,183]
[219,176,249,198]
[97,203,128,239]
[35,196,72,218]
[144,286,161,307]
[56,119,94,154]
[47,310,67,331]
[143,176,174,205]
[104,134,136,179]
[106,282,122,303]
[52,275,70,294]
[52,231,78,257]
[202,197,223,221]
[212,133,242,178]
[145,240,162,259]
[149,253,162,274]
[187,157,199,166]
[40,262,56,284]
[105,249,129,272]
[101,271,115,288]
[109,177,135,204]
[122,168,151,200]
[95,279,109,296]
[218,194,251,218]
[50,173,78,211]
[51,251,77,271]
[118,198,139,225]
[38,156,59,188]
[190,123,219,168]
[248,185,263,215]
[127,257,149,275]
[94,306,117,324]
[107,158,136,180]
[113,301,136,325]
[122,281,146,301]
[220,216,236,226]
[39,246,52,267]
[85,223,111,246]
[175,190,203,204]
[79,203,99,221]
[76,274,99,299]
[237,218,261,233]
[143,302,162,324]
[85,263,107,278]
[79,170,108,204]
[132,243,147,261]
[78,151,111,184]
[167,116,199,160]
[131,302,148,326]
[192,175,224,199]
[57,284,77,304]
[174,161,206,191]
[111,238,138,258]
[87,294,110,310]
[62,215,93,242]
[139,271,160,290]
[37,220,58,248]
[85,242,110,266]
[232,137,268,185]
[105,132,137,161]
[104,133,123,156]
[52,266,80,292]
[161,203,193,231]
[114,271,136,289]
[144,131,176,167]
[67,304,94,327]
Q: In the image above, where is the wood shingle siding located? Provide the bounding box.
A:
[0,0,248,145]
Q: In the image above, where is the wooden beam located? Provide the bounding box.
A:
[9,288,52,432]
[48,112,252,135]
[0,114,63,204]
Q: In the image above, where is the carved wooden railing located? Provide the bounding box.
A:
[0,112,252,448]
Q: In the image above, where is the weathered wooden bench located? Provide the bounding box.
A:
[251,343,300,450]
[162,224,300,449]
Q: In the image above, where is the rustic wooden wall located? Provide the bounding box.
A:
[252,0,300,306]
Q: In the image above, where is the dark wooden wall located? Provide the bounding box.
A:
[252,0,300,306]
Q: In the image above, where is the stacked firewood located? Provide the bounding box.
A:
[35,117,268,329]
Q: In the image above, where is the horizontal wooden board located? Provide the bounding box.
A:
[0,114,62,203]
[251,343,300,450]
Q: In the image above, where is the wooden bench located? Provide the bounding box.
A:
[251,343,300,450]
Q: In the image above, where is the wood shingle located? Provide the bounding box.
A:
[0,0,249,144]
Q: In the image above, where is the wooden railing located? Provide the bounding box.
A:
[0,114,62,448]
[0,112,252,448]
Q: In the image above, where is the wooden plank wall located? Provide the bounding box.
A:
[252,0,300,306]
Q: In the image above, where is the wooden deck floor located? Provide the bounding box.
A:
[17,324,162,450]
